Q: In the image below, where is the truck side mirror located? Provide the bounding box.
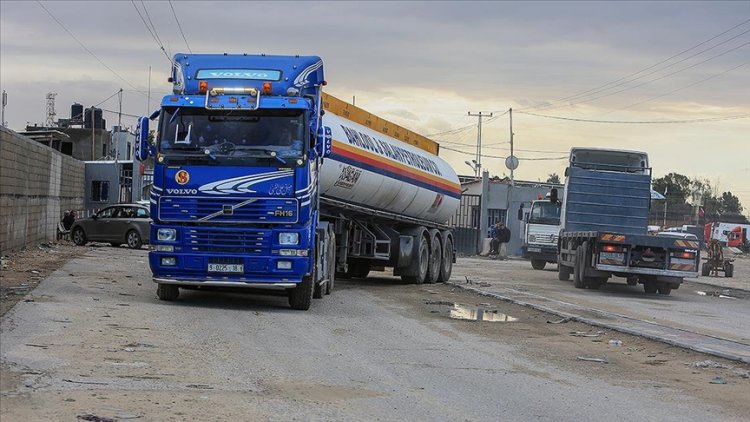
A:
[135,117,153,161]
[517,204,524,221]
[316,126,332,158]
[550,188,558,203]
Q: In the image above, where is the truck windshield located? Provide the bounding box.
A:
[529,202,561,225]
[158,107,307,166]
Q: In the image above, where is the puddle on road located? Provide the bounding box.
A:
[448,304,518,322]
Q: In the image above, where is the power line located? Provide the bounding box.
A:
[94,89,124,107]
[516,110,750,124]
[529,18,750,112]
[540,40,750,110]
[36,1,146,95]
[169,0,192,53]
[440,144,567,161]
[607,60,750,113]
[131,0,172,63]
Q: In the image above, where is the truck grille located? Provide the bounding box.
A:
[185,228,271,254]
[159,196,297,223]
[533,234,559,244]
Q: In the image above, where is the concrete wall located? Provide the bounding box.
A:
[0,126,85,254]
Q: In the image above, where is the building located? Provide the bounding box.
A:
[20,125,112,161]
[449,172,563,256]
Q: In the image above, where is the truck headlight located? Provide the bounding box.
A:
[157,228,177,241]
[279,232,299,245]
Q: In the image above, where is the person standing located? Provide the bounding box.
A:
[498,222,511,260]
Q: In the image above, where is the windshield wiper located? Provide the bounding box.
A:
[202,143,287,164]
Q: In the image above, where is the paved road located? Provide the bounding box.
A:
[1,247,747,421]
[453,257,750,358]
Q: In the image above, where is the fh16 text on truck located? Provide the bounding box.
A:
[135,54,460,310]
[556,148,700,295]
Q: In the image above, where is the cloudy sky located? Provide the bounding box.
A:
[1,1,749,213]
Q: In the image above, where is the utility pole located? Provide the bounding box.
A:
[1,90,7,127]
[468,111,492,178]
[90,107,95,160]
[509,108,514,186]
[117,88,123,130]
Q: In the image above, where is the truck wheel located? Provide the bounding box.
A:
[724,263,734,278]
[701,263,710,277]
[558,265,571,281]
[643,282,658,294]
[657,282,672,295]
[437,236,453,283]
[531,259,546,270]
[573,243,586,289]
[156,283,179,301]
[402,234,429,284]
[289,276,313,310]
[425,234,442,284]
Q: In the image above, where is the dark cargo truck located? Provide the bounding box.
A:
[557,148,700,295]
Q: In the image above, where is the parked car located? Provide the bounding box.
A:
[71,204,151,249]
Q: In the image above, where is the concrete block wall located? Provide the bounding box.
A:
[0,126,85,254]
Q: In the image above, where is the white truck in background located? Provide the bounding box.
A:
[519,194,561,270]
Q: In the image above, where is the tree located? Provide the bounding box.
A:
[720,191,743,214]
[546,173,560,184]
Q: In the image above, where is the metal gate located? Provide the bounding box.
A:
[448,194,481,255]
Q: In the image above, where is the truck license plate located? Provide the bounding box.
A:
[528,247,542,253]
[208,263,244,273]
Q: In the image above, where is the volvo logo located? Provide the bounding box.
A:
[175,170,190,185]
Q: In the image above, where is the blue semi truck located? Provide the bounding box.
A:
[557,148,700,295]
[135,54,460,309]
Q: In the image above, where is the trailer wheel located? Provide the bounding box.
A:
[156,283,179,301]
[531,259,546,270]
[643,282,658,294]
[724,263,734,278]
[573,243,586,289]
[701,263,710,277]
[402,234,429,284]
[657,282,672,295]
[289,276,314,310]
[437,236,453,283]
[558,265,571,281]
[425,234,442,284]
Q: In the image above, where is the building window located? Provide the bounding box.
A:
[92,181,110,202]
[61,142,73,156]
[487,209,507,228]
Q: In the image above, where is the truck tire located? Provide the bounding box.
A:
[657,282,672,295]
[724,263,734,278]
[437,235,453,283]
[701,263,710,277]
[531,259,546,270]
[289,276,313,310]
[573,243,586,289]
[558,265,571,281]
[156,283,179,301]
[643,282,658,294]
[402,233,429,284]
[425,233,442,284]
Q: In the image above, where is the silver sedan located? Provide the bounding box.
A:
[71,204,151,249]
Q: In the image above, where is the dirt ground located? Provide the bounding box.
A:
[0,242,87,316]
[368,281,750,418]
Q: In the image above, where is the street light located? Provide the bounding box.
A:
[691,188,704,225]
[465,159,480,178]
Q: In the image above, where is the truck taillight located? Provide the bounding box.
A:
[601,244,624,252]
[671,251,696,259]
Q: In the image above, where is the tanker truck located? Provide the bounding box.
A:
[134,53,460,310]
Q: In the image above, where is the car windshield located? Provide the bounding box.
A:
[529,202,561,225]
[158,107,307,166]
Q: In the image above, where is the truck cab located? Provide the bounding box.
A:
[520,196,561,270]
[135,54,333,310]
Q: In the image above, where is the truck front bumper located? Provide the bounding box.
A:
[149,251,309,287]
[525,244,558,262]
[595,264,698,279]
